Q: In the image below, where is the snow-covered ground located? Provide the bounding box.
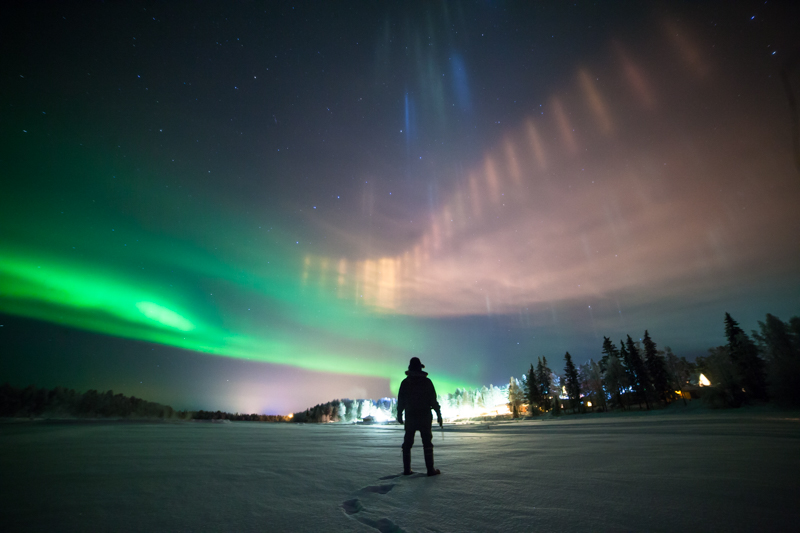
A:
[2,410,799,532]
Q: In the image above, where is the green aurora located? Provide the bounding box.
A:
[3,2,799,413]
[0,144,477,395]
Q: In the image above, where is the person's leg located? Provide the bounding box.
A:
[402,424,417,450]
[420,425,433,449]
[421,425,440,476]
[401,424,416,475]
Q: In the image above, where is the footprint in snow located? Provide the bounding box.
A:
[341,482,404,532]
[342,498,363,515]
[359,484,395,495]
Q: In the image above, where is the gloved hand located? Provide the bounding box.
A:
[437,415,443,428]
[397,415,404,425]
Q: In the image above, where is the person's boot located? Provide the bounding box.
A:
[402,448,413,475]
[423,447,441,476]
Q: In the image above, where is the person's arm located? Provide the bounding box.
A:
[396,382,406,424]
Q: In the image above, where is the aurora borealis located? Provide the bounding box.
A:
[2,2,799,414]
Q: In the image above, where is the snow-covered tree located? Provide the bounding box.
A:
[508,376,525,417]
[579,359,606,412]
[551,373,562,415]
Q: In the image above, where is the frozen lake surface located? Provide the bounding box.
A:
[2,411,799,532]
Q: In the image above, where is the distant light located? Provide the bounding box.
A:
[699,373,711,386]
[587,401,592,407]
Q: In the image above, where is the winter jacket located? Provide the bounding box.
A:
[397,370,441,421]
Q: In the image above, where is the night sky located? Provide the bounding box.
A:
[2,1,799,414]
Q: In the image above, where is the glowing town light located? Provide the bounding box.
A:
[587,401,592,407]
[699,373,711,386]
[440,402,512,422]
[369,410,393,423]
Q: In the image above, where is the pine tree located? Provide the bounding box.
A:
[643,330,671,404]
[618,340,634,404]
[524,364,541,414]
[604,354,628,410]
[563,352,582,413]
[625,335,651,410]
[754,314,797,361]
[600,336,619,372]
[753,313,800,405]
[551,373,562,416]
[724,313,767,400]
[536,357,552,411]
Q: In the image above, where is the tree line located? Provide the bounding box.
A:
[291,398,397,423]
[292,311,800,423]
[192,410,289,422]
[512,311,800,415]
[0,384,291,421]
[0,384,183,419]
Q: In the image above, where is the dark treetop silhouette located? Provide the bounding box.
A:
[396,357,443,477]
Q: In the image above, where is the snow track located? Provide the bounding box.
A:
[342,474,439,533]
[342,480,405,533]
[2,413,799,531]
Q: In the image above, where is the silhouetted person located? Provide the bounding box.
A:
[396,357,442,476]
